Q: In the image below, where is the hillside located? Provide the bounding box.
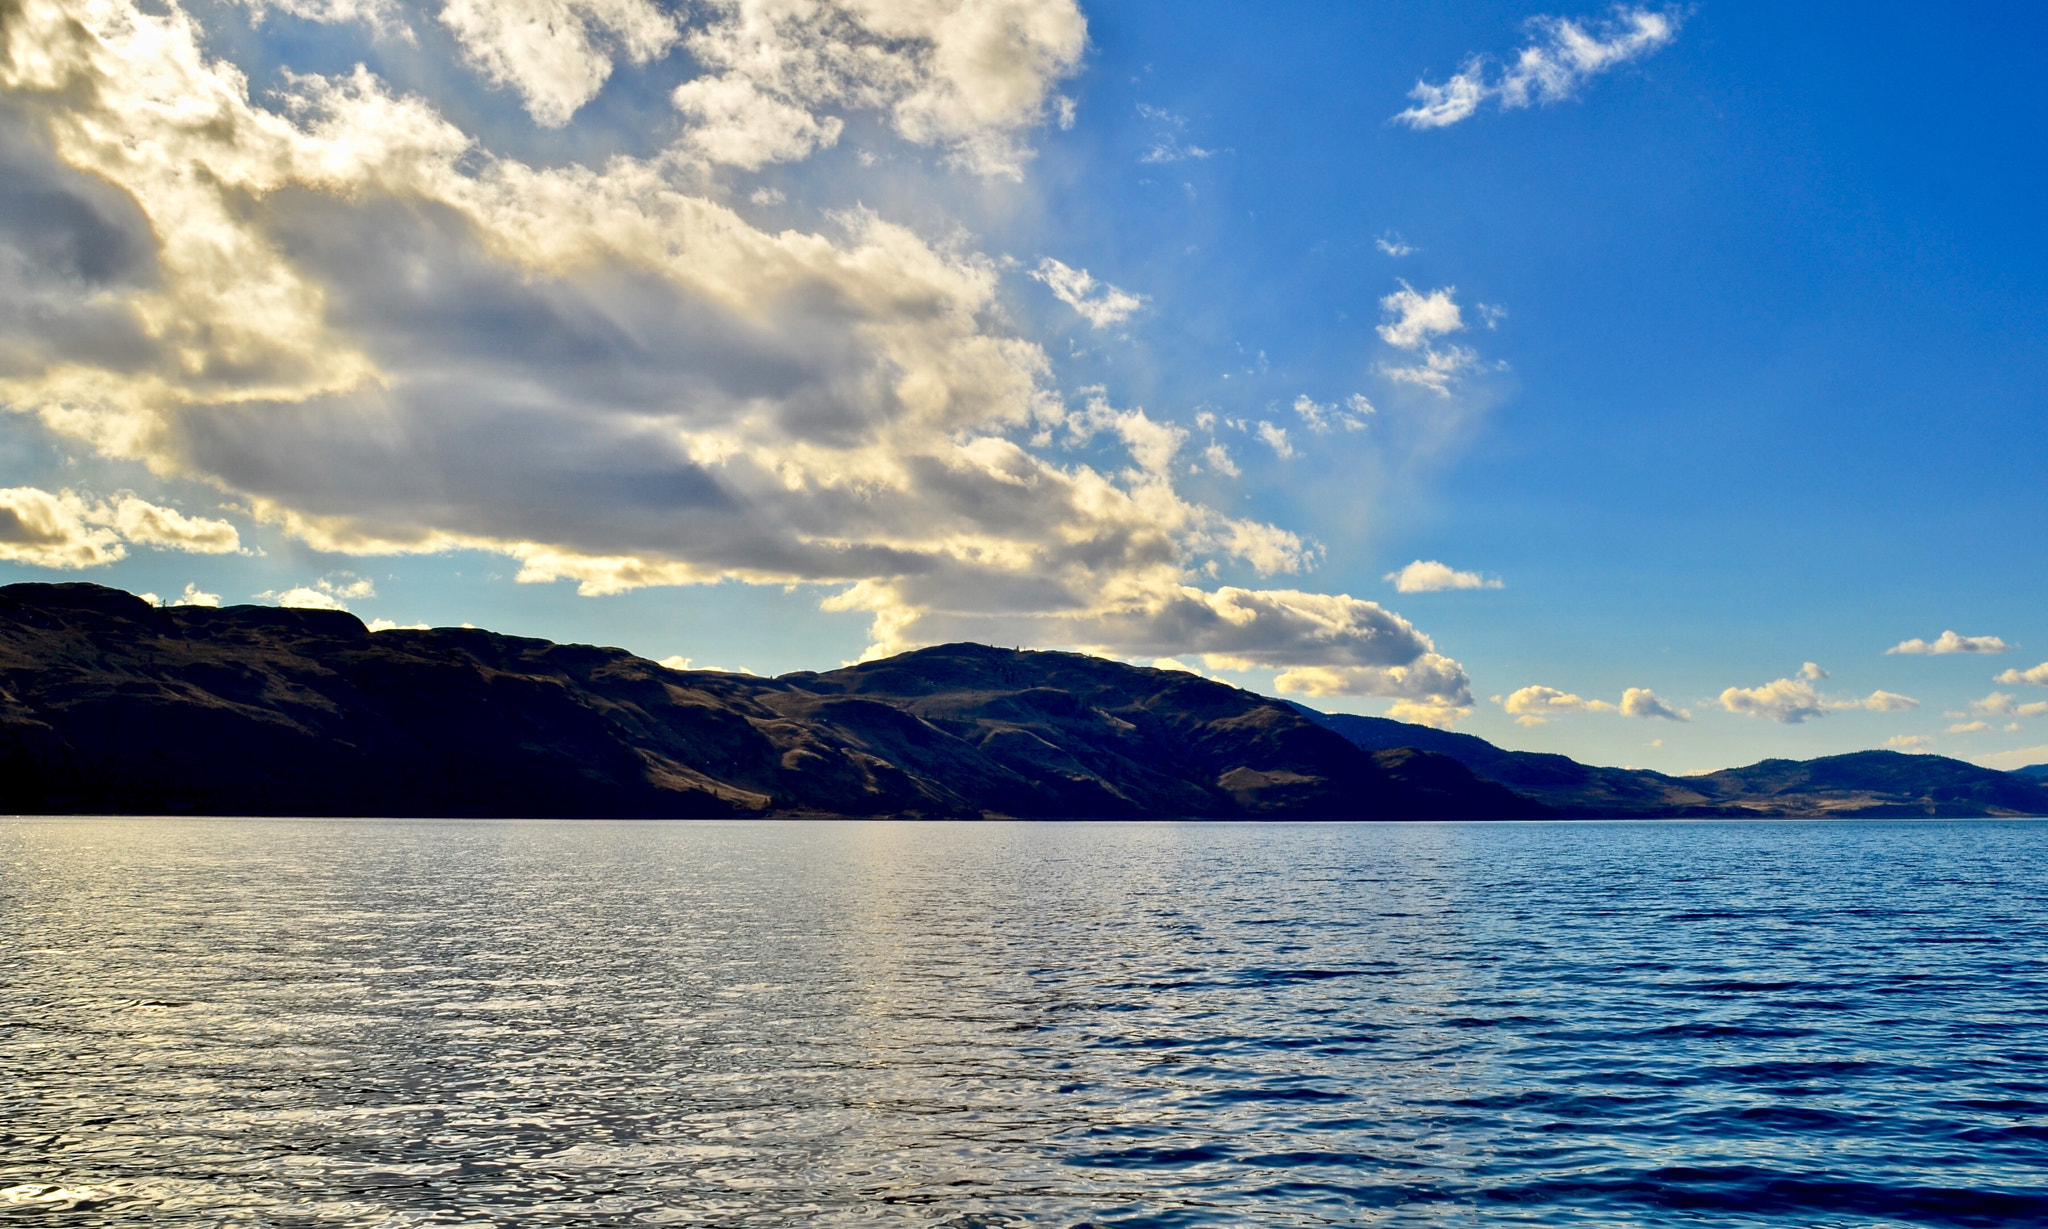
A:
[1297,708,2048,818]
[0,583,1535,820]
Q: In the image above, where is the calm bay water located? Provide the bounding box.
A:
[2,818,2045,1227]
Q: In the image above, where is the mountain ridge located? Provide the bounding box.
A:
[0,583,2038,820]
[0,582,1535,820]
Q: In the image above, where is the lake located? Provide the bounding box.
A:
[2,818,2044,1226]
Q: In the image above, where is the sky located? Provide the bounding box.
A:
[0,0,2044,774]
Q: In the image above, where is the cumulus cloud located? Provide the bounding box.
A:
[1384,559,1501,593]
[1720,672,1828,724]
[1719,667,1919,723]
[0,487,239,569]
[171,582,221,607]
[1256,422,1295,459]
[0,0,1475,706]
[1620,687,1686,721]
[1502,685,1614,725]
[1394,6,1681,129]
[1375,282,1479,395]
[1034,258,1145,329]
[1887,630,2011,656]
[442,0,679,128]
[1974,693,2048,719]
[1997,662,2048,686]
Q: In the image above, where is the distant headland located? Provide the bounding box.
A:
[1,583,2042,820]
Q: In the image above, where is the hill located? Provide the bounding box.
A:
[1295,708,2048,818]
[0,583,1535,820]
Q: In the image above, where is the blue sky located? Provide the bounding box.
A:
[1,0,2043,772]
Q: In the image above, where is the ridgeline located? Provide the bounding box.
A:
[0,583,2041,819]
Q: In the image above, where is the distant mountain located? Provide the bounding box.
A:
[1294,707,2048,818]
[2013,764,2048,779]
[0,583,1535,820]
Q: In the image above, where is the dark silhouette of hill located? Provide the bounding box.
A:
[2014,763,2048,779]
[1293,707,2048,818]
[0,583,1538,820]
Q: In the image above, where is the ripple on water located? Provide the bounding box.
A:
[2,817,2046,1227]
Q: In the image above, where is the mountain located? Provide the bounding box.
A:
[1295,708,2048,818]
[0,583,1537,820]
[2013,764,2048,779]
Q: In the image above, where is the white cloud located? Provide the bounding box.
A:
[368,617,430,631]
[442,0,680,128]
[1620,687,1687,721]
[1374,231,1413,257]
[1394,6,1681,129]
[1974,692,2048,719]
[106,497,241,554]
[1034,258,1145,329]
[1256,422,1295,459]
[1378,282,1464,349]
[657,654,693,669]
[677,0,1087,177]
[1201,442,1239,478]
[1994,662,2048,686]
[171,582,221,608]
[0,0,1477,707]
[0,487,240,569]
[1887,630,2011,655]
[1384,559,1501,594]
[1375,282,1481,396]
[274,586,349,611]
[1720,673,1828,724]
[1859,690,1920,714]
[0,488,126,569]
[1292,394,1370,434]
[1502,684,1615,725]
[1888,734,1933,749]
[1978,745,2048,772]
[1948,721,1988,734]
[1797,661,1829,681]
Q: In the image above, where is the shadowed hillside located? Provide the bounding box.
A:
[0,583,1537,820]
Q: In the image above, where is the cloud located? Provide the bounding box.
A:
[1994,662,2048,686]
[274,586,349,611]
[657,654,692,669]
[105,497,241,554]
[1374,231,1413,257]
[675,0,1088,177]
[1502,685,1615,725]
[1378,282,1464,348]
[171,582,221,608]
[0,0,1477,705]
[0,488,125,569]
[1978,745,2048,772]
[1620,687,1687,721]
[1887,734,1933,749]
[1375,282,1480,396]
[1292,394,1370,434]
[1887,630,2011,655]
[1720,672,1828,724]
[1384,559,1501,594]
[0,487,240,569]
[1201,442,1239,478]
[1034,258,1146,329]
[1947,721,1988,734]
[1973,693,2048,719]
[1256,422,1295,459]
[263,574,374,611]
[441,0,679,128]
[1135,104,1214,164]
[1859,690,1920,714]
[1394,6,1681,129]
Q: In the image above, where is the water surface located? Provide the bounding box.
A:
[3,818,2044,1226]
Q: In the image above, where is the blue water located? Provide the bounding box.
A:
[2,818,2045,1226]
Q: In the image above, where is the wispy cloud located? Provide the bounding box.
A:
[1887,630,2011,655]
[1394,6,1681,130]
[1375,282,1481,396]
[1136,103,1215,164]
[1034,258,1146,328]
[1375,231,1414,257]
